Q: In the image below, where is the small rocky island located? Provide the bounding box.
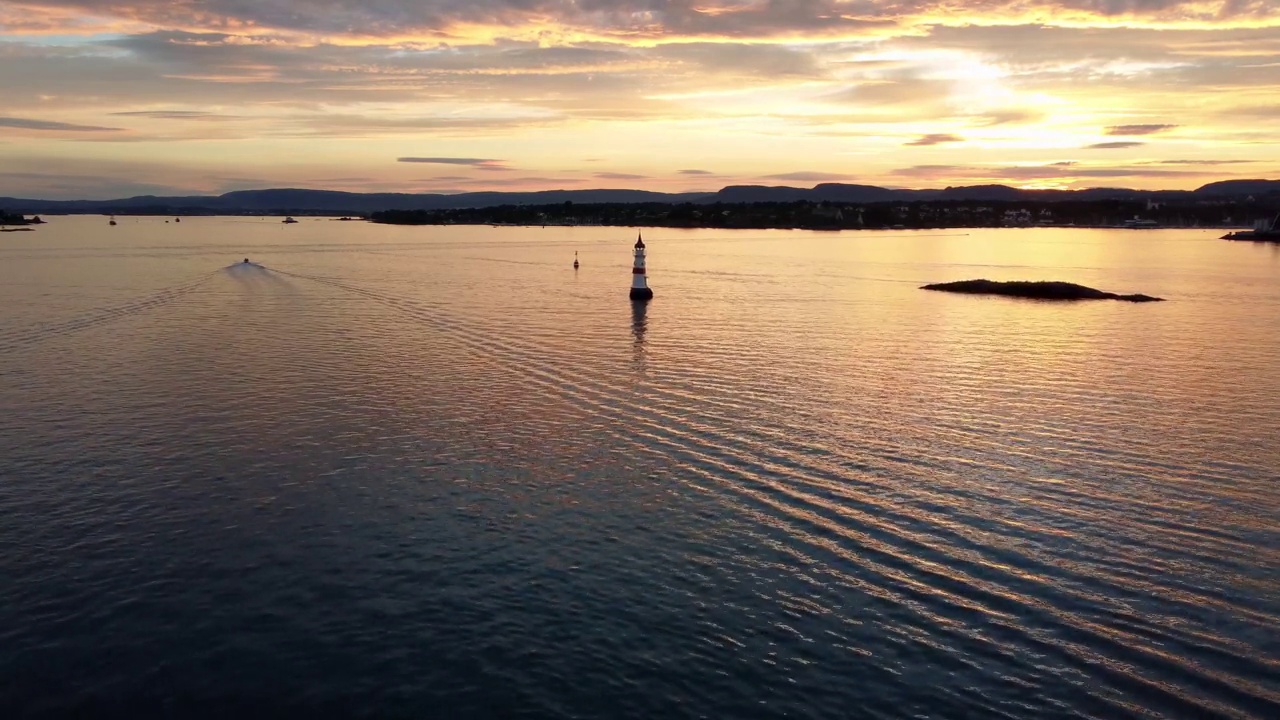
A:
[921,279,1164,302]
[1221,212,1279,241]
[0,212,45,227]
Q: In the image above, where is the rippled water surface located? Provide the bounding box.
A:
[3,217,1279,718]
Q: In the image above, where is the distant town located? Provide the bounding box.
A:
[369,197,1277,231]
[2,180,1277,231]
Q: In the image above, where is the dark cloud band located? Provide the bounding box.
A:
[0,116,120,131]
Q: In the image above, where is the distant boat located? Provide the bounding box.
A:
[109,216,117,226]
[1122,217,1159,229]
[282,217,299,224]
[175,217,181,223]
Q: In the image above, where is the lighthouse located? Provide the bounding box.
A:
[629,232,653,301]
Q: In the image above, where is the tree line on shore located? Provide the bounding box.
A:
[369,198,1277,230]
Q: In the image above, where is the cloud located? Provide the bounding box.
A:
[995,165,1206,179]
[110,111,234,120]
[972,109,1043,126]
[889,163,1222,182]
[23,32,647,125]
[1106,124,1178,135]
[895,22,1274,67]
[594,172,649,179]
[680,169,715,175]
[0,116,120,131]
[890,165,966,178]
[3,5,1279,199]
[906,133,963,146]
[762,171,852,181]
[1085,141,1146,149]
[652,43,822,78]
[283,114,559,138]
[397,157,511,171]
[1226,105,1280,119]
[3,0,905,40]
[398,157,499,165]
[8,0,1276,43]
[419,176,586,188]
[1150,159,1255,165]
[823,77,955,107]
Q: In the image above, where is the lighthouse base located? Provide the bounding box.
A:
[629,287,654,301]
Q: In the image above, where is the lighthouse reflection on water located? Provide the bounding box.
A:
[631,300,647,370]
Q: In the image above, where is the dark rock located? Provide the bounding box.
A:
[0,211,41,226]
[629,288,654,301]
[921,279,1164,302]
[1222,212,1280,240]
[1222,230,1280,241]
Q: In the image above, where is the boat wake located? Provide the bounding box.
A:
[0,272,218,355]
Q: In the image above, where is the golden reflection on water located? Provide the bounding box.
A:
[631,300,648,372]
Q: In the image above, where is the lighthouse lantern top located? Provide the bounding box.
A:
[634,232,645,249]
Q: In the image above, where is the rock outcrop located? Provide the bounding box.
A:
[921,279,1164,302]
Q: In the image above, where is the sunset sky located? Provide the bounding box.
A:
[1,0,1278,199]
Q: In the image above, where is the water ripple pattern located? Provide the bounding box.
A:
[1,217,1278,719]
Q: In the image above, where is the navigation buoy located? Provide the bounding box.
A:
[629,232,653,301]
[573,251,579,269]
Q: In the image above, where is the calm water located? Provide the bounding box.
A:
[2,217,1278,718]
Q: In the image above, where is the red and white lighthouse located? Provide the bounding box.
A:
[629,232,653,301]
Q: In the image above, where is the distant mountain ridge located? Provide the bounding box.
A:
[2,180,1277,215]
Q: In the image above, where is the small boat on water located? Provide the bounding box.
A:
[109,216,117,226]
[1122,217,1159,229]
[282,217,299,224]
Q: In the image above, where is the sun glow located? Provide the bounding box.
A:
[0,0,1275,197]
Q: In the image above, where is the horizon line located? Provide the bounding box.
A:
[4,177,1278,204]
